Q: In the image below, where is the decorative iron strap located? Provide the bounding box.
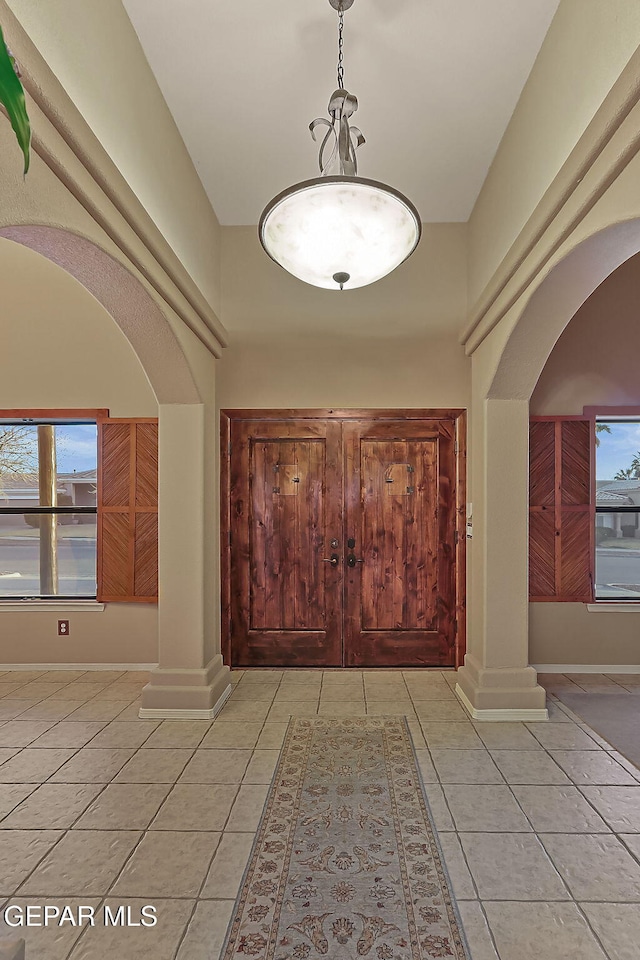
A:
[309,88,365,176]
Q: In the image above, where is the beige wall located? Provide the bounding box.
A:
[531,252,640,415]
[4,0,223,315]
[0,4,227,700]
[217,225,471,410]
[0,5,228,695]
[0,241,158,416]
[4,0,640,694]
[0,240,158,665]
[530,604,640,667]
[218,334,470,411]
[459,151,640,702]
[468,0,640,305]
[530,252,640,666]
[0,606,157,667]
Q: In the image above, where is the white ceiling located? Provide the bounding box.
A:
[122,0,560,226]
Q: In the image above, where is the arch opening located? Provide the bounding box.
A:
[488,219,640,403]
[0,225,200,406]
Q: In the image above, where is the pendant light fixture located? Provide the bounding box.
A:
[258,0,421,291]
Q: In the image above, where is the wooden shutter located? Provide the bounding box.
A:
[529,417,593,602]
[97,419,158,602]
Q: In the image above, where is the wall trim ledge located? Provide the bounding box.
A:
[586,604,640,613]
[0,662,158,671]
[138,683,231,720]
[461,43,640,354]
[0,1,227,358]
[0,602,105,613]
[456,684,549,722]
[533,663,640,673]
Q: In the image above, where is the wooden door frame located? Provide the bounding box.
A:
[220,408,467,668]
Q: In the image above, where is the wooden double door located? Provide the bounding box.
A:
[221,410,465,668]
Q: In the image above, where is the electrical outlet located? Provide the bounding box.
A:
[58,620,69,636]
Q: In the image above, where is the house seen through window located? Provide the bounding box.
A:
[595,418,640,600]
[0,420,98,599]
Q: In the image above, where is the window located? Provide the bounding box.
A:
[0,418,98,599]
[0,411,158,604]
[595,417,640,600]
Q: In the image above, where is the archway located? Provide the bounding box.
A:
[489,219,640,402]
[0,225,200,405]
[0,227,230,716]
[457,218,640,718]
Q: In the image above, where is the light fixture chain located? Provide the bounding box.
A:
[259,0,421,290]
[337,3,344,89]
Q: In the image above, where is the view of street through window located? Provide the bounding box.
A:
[596,420,640,599]
[0,423,97,598]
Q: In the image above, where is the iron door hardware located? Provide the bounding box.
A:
[322,553,340,567]
[346,554,364,567]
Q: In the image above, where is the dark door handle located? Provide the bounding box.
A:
[322,553,340,568]
[346,554,364,567]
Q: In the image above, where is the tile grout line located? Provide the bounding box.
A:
[173,682,288,959]
[8,738,196,908]
[406,675,632,959]
[2,669,640,959]
[169,753,256,959]
[409,680,576,954]
[571,900,616,960]
[114,701,272,958]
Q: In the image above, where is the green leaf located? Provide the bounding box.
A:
[0,24,30,174]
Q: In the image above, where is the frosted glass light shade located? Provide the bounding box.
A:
[259,176,421,290]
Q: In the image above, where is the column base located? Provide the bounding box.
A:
[455,654,548,721]
[139,654,231,719]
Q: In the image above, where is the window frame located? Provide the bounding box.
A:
[585,405,640,604]
[0,408,107,602]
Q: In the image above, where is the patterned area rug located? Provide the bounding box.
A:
[222,717,470,960]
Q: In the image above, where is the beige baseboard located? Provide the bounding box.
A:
[533,663,640,673]
[456,684,549,722]
[0,662,158,671]
[138,683,231,720]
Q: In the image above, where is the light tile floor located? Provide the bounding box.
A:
[0,668,638,958]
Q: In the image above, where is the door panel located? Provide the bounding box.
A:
[230,419,343,666]
[251,439,326,630]
[225,412,461,668]
[359,438,438,631]
[344,420,456,667]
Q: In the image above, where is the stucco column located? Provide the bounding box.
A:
[140,402,230,718]
[456,397,548,719]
